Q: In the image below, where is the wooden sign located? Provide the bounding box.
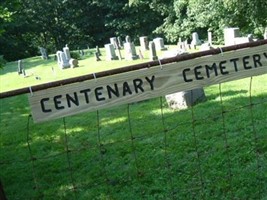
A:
[29,44,267,123]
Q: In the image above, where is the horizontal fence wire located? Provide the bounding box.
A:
[0,39,266,99]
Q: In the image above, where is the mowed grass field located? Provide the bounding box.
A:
[0,46,267,199]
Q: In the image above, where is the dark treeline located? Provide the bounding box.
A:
[0,0,266,61]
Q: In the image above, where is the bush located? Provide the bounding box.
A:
[70,51,81,60]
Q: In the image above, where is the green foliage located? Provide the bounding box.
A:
[70,52,81,60]
[0,55,7,69]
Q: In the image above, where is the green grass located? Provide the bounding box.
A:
[0,47,267,199]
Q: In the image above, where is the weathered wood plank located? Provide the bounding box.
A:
[29,44,267,123]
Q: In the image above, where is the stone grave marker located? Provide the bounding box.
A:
[224,27,240,46]
[125,35,131,43]
[149,41,158,61]
[153,37,167,51]
[208,31,212,45]
[110,37,119,49]
[124,42,139,60]
[105,44,119,60]
[165,88,206,109]
[96,46,101,56]
[117,36,123,49]
[264,28,267,39]
[56,51,70,69]
[139,36,149,51]
[95,52,101,61]
[39,47,48,60]
[191,32,202,46]
[63,45,71,61]
[69,59,79,68]
[17,60,23,75]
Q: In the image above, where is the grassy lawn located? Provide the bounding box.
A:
[0,47,267,199]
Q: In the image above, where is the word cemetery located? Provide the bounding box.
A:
[29,44,267,123]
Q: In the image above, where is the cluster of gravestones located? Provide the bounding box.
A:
[56,45,79,69]
[103,35,168,62]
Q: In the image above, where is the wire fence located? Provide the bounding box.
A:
[1,74,266,199]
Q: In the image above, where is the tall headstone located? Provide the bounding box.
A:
[224,28,240,46]
[105,44,119,60]
[63,45,71,61]
[96,46,102,56]
[117,36,123,49]
[149,41,158,61]
[208,31,212,45]
[17,60,23,75]
[125,35,131,43]
[110,37,119,49]
[95,52,101,61]
[139,36,149,51]
[124,42,139,60]
[39,47,48,60]
[57,51,70,69]
[264,28,267,39]
[153,37,167,51]
[191,32,202,46]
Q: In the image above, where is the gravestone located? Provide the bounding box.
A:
[153,37,167,51]
[81,50,85,56]
[96,46,102,56]
[124,42,139,60]
[125,35,131,43]
[138,49,144,59]
[17,60,23,75]
[56,51,70,69]
[224,27,240,46]
[165,88,206,109]
[105,44,119,60]
[95,52,101,61]
[208,31,212,45]
[264,28,267,39]
[191,32,202,46]
[110,37,119,49]
[63,45,71,61]
[149,41,158,61]
[69,59,79,68]
[139,36,149,51]
[117,36,123,49]
[39,47,48,60]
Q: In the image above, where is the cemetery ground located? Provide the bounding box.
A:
[0,46,267,199]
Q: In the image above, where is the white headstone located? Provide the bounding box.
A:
[124,42,139,60]
[105,44,119,60]
[153,37,167,51]
[224,28,240,46]
[63,45,71,61]
[39,47,48,59]
[139,36,149,51]
[57,51,70,69]
[208,31,212,45]
[110,37,119,49]
[264,28,267,39]
[191,32,202,46]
